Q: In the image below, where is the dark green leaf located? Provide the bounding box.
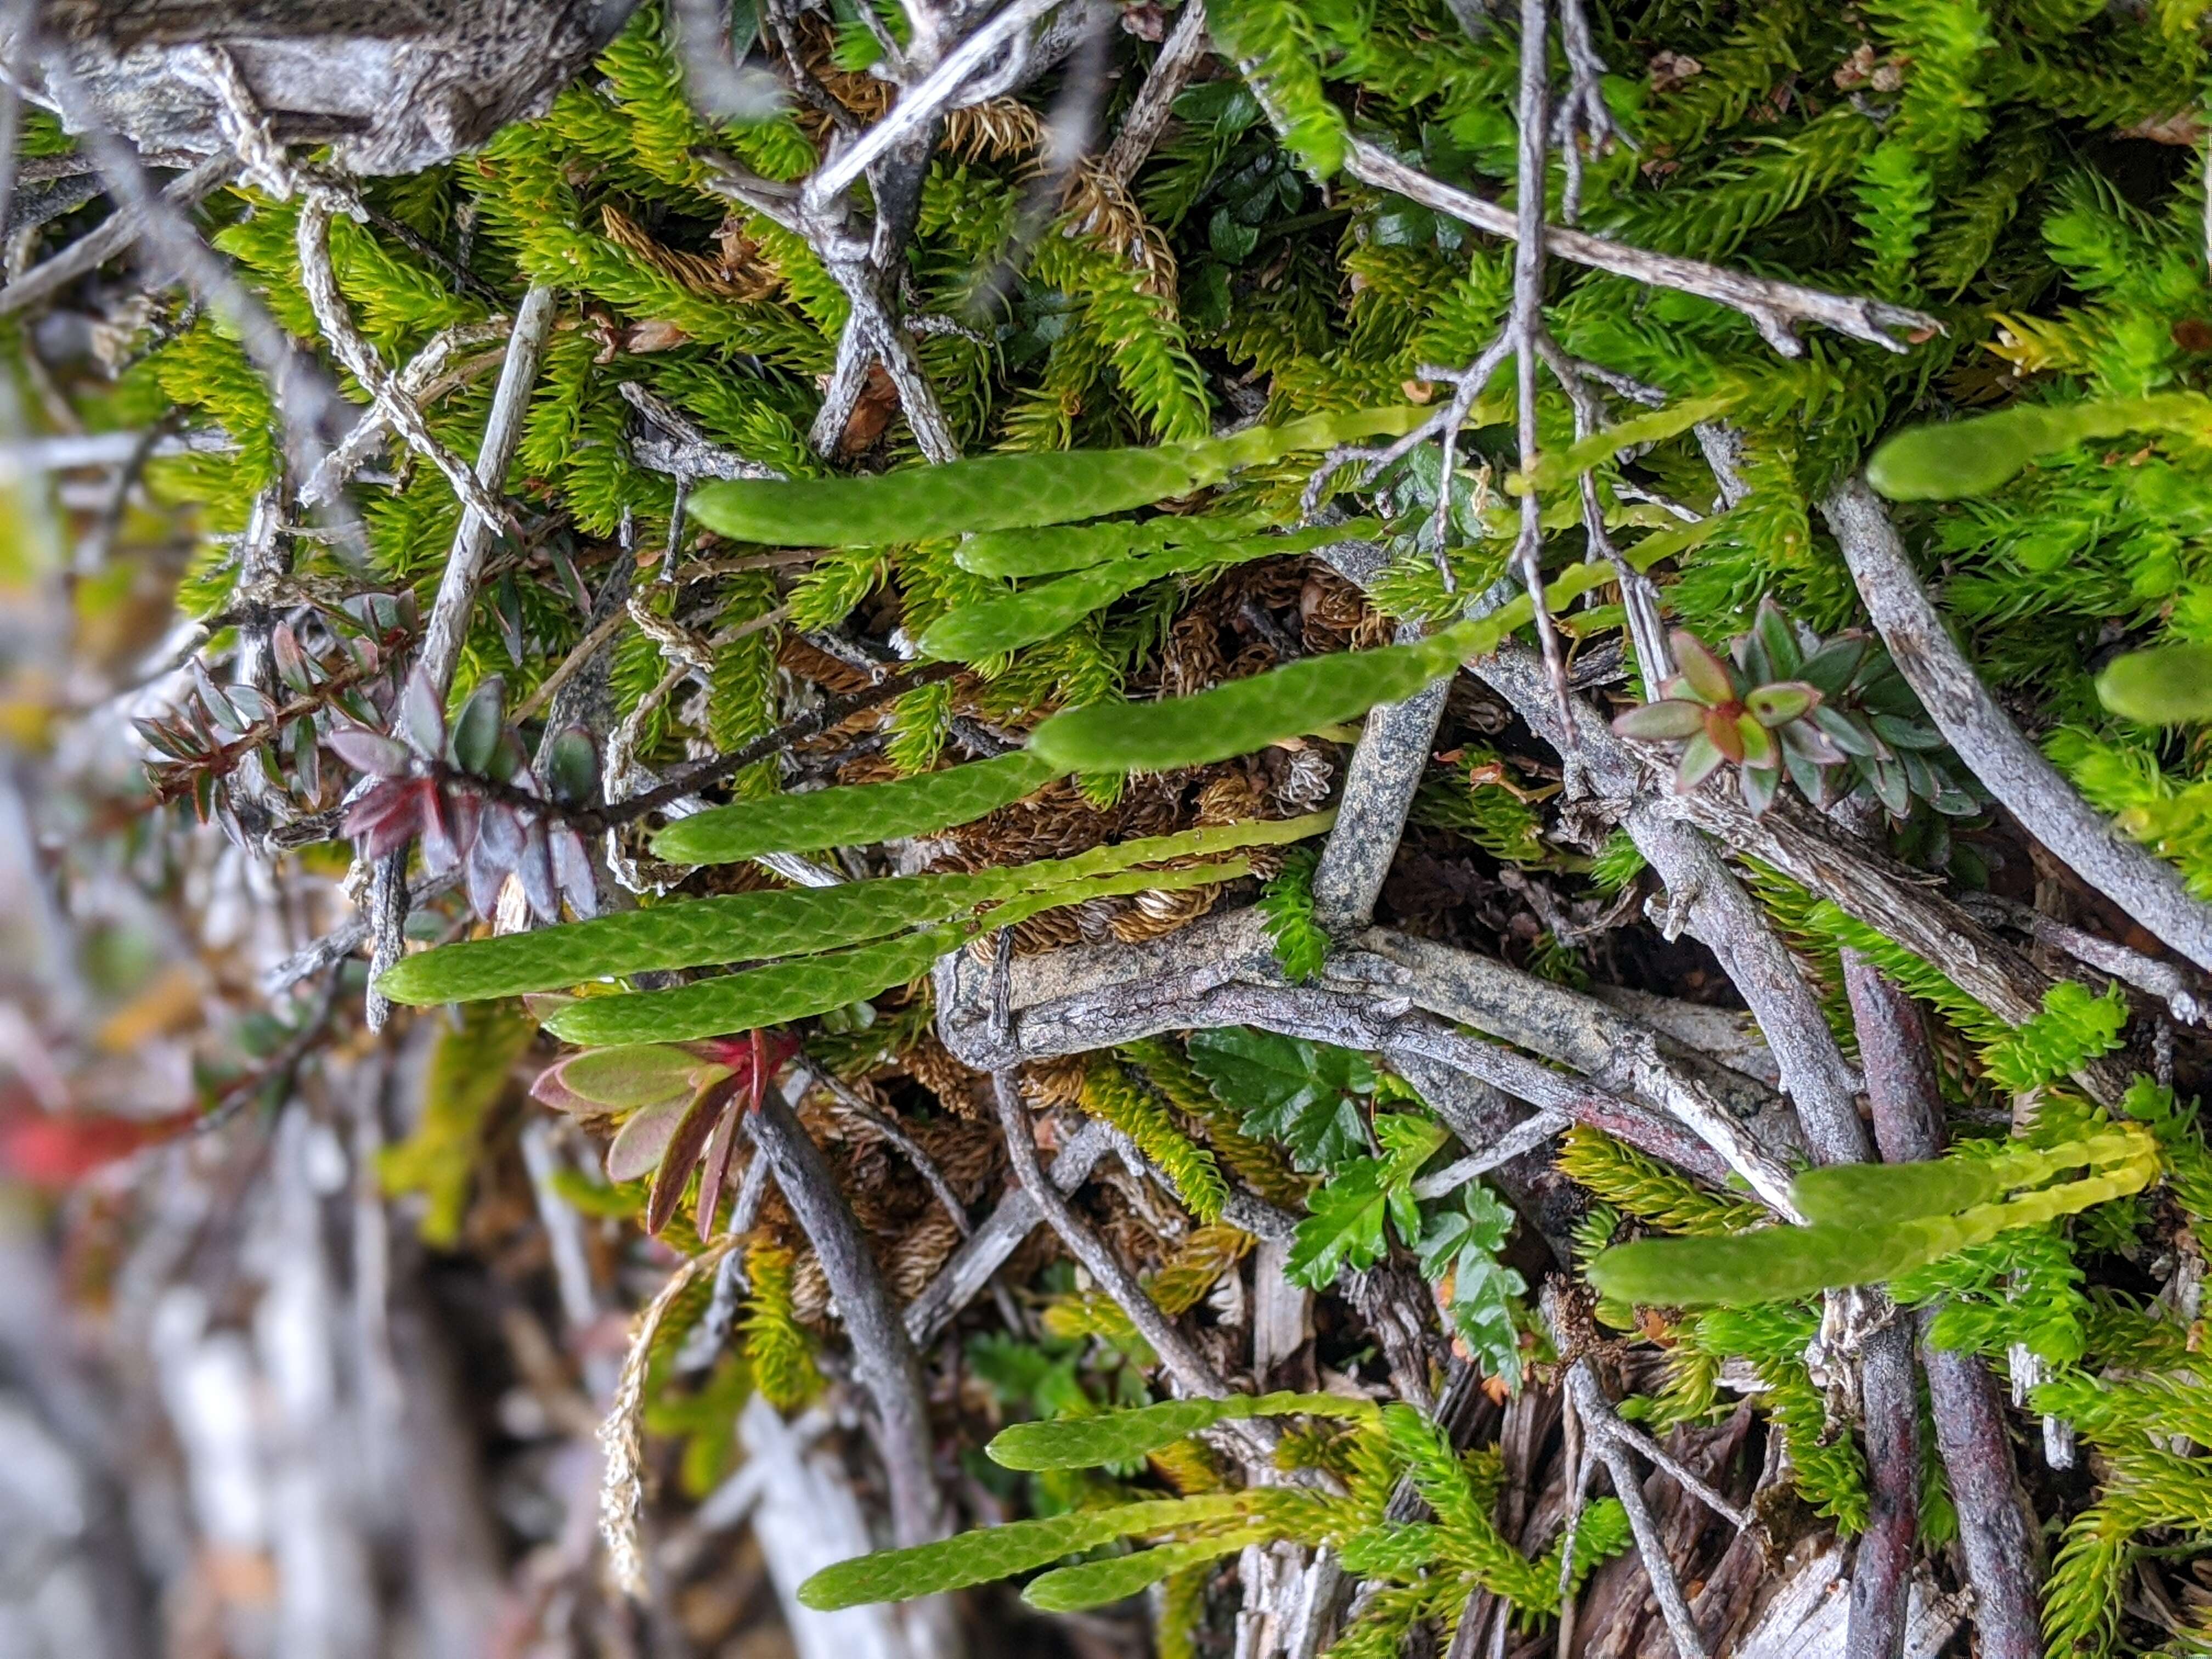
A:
[1186,1027,1376,1172]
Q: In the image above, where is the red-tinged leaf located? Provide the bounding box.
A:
[1703,706,1746,763]
[0,1103,195,1186]
[191,658,242,733]
[1612,699,1707,741]
[517,822,558,922]
[402,667,445,758]
[529,1065,596,1114]
[272,622,315,693]
[1676,732,1725,792]
[328,724,413,778]
[1671,629,1736,705]
[133,718,196,760]
[557,1044,720,1108]
[1745,681,1819,727]
[290,717,320,800]
[466,831,507,918]
[647,1078,740,1236]
[606,1097,691,1182]
[420,785,459,874]
[696,1098,742,1237]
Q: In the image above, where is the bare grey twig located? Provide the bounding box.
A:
[797,1058,974,1238]
[1959,889,2207,1024]
[991,1070,1238,1402]
[1842,950,2043,1659]
[1821,476,2212,977]
[0,147,234,316]
[749,1085,945,1549]
[1098,0,1209,186]
[1342,140,1939,357]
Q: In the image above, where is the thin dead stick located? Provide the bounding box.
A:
[1545,1287,1709,1659]
[904,1117,1114,1346]
[417,286,557,693]
[749,1084,945,1548]
[1505,0,1572,721]
[1344,140,1938,357]
[797,1057,973,1238]
[807,0,1064,206]
[298,317,513,509]
[363,284,557,1029]
[1410,1111,1570,1200]
[990,1071,1243,1404]
[0,148,235,316]
[1099,0,1207,186]
[1959,890,2207,1025]
[1821,475,2212,977]
[295,193,518,536]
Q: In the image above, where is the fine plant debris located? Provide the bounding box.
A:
[2,2,2211,1658]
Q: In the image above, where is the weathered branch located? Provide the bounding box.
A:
[1098,0,1207,185]
[903,1118,1114,1347]
[1343,140,1938,357]
[749,1085,944,1549]
[988,1071,1240,1404]
[1958,890,2207,1025]
[936,921,1770,1197]
[1821,475,2212,977]
[0,146,233,315]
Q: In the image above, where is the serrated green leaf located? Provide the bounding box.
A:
[651,751,1064,865]
[541,862,1248,1045]
[1186,1027,1375,1173]
[1866,395,2211,502]
[986,1391,1374,1470]
[1286,1114,1447,1288]
[1023,1535,1262,1612]
[2096,642,2212,725]
[796,1495,1248,1609]
[382,814,1330,1005]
